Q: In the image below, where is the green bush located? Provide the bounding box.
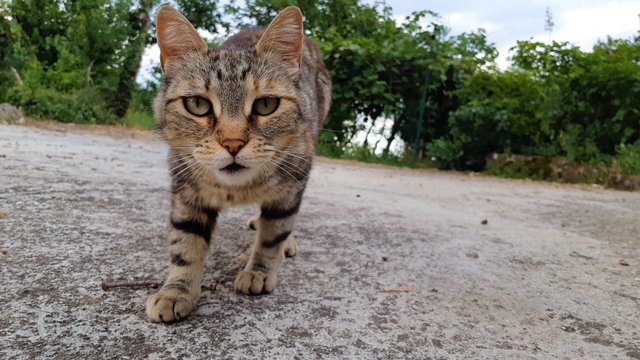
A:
[0,71,13,101]
[558,124,602,162]
[616,141,640,175]
[427,70,552,171]
[425,138,463,170]
[9,86,116,124]
[428,102,530,171]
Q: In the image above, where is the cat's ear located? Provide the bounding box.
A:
[156,6,208,71]
[256,6,304,68]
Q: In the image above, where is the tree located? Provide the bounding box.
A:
[2,0,226,121]
[544,7,554,42]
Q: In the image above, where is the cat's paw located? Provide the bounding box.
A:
[234,270,276,295]
[284,235,297,257]
[146,288,197,323]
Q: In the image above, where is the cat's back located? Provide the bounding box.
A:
[219,27,265,50]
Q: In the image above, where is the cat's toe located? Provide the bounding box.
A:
[284,236,297,257]
[146,288,197,323]
[234,270,276,295]
[247,216,258,230]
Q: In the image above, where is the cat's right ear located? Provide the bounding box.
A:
[156,6,208,71]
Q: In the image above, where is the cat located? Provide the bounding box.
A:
[146,6,331,323]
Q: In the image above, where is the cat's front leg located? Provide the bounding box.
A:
[247,215,297,257]
[146,196,218,322]
[235,192,302,295]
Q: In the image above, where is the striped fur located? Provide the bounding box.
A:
[146,6,331,323]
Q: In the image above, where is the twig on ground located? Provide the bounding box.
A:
[235,254,249,262]
[201,283,219,291]
[101,279,219,292]
[383,284,414,293]
[101,280,162,291]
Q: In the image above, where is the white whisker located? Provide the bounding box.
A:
[169,159,201,185]
[263,158,305,186]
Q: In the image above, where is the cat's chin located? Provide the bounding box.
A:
[212,164,259,187]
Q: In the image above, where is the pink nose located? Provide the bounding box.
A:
[221,139,245,156]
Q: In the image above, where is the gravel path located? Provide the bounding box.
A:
[1,122,639,359]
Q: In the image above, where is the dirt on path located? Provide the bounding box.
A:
[1,123,639,359]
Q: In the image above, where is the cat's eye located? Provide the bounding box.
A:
[252,97,280,116]
[183,96,212,116]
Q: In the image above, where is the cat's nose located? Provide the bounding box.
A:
[221,139,245,156]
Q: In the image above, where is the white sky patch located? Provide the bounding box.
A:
[385,0,639,70]
[496,45,513,70]
[536,2,640,49]
[137,44,160,84]
[444,12,501,35]
[444,12,514,69]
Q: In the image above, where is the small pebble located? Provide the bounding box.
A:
[481,219,488,225]
[619,258,629,266]
[561,325,576,332]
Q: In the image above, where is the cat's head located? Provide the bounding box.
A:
[154,6,313,188]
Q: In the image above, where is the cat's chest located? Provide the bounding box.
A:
[197,175,286,207]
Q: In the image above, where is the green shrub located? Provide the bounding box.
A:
[0,71,15,102]
[425,137,463,170]
[616,141,640,175]
[9,86,116,124]
[558,124,602,162]
[427,105,512,171]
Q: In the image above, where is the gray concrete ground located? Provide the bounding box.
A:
[0,122,639,359]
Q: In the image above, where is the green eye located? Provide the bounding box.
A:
[252,97,280,116]
[184,96,212,116]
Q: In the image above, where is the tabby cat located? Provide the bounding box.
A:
[146,6,331,323]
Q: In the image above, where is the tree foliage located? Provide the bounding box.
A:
[1,0,224,122]
[1,1,638,172]
[428,35,640,169]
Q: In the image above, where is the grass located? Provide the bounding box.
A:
[123,109,155,130]
[316,142,433,169]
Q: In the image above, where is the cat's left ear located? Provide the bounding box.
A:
[256,6,304,68]
[156,6,208,71]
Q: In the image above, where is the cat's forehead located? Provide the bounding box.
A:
[207,48,255,75]
[166,48,296,93]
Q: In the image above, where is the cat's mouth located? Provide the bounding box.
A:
[215,161,258,186]
[220,162,248,174]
